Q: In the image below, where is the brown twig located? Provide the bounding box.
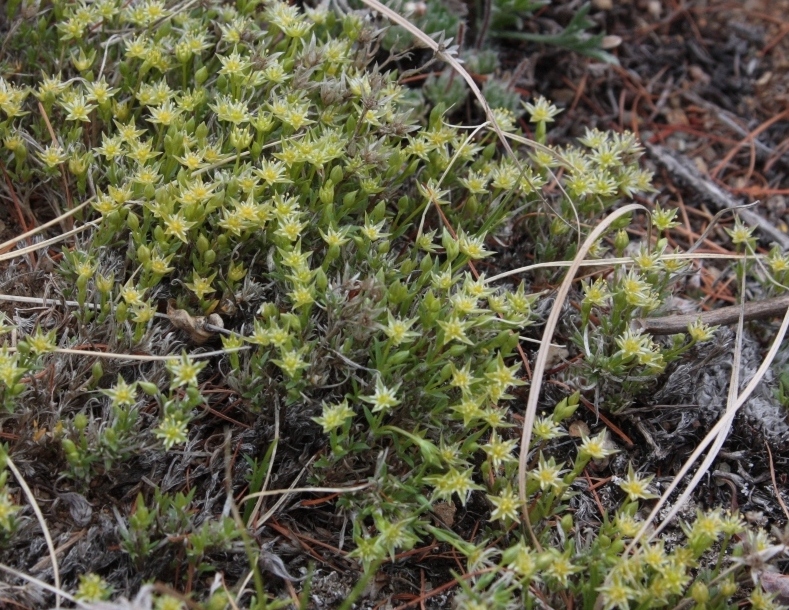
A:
[37,101,73,230]
[391,567,498,610]
[635,294,789,335]
[711,108,789,178]
[765,441,789,523]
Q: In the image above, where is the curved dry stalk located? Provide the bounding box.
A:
[501,131,582,240]
[517,203,646,523]
[5,457,61,610]
[356,0,517,161]
[0,294,101,309]
[253,472,369,528]
[0,563,84,607]
[627,299,789,550]
[485,251,756,284]
[357,0,536,239]
[416,121,490,242]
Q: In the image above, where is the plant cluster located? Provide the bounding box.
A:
[0,0,786,609]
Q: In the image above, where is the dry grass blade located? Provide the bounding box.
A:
[485,251,756,284]
[0,222,94,262]
[6,346,248,361]
[246,401,280,527]
[5,457,61,609]
[0,563,83,607]
[350,3,572,239]
[517,203,646,522]
[252,458,332,529]
[643,278,748,541]
[627,300,789,550]
[416,121,490,241]
[242,482,373,503]
[0,198,93,255]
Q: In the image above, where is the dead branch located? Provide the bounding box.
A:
[635,294,789,335]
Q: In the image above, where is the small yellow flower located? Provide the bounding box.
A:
[597,577,637,610]
[275,215,307,242]
[361,378,401,413]
[147,100,181,126]
[452,396,484,426]
[101,376,138,407]
[615,329,651,360]
[725,219,754,247]
[154,415,189,450]
[529,453,565,491]
[424,467,482,504]
[360,216,389,242]
[522,96,562,123]
[579,430,617,460]
[0,490,20,531]
[614,511,642,538]
[437,316,472,346]
[313,399,354,433]
[84,77,118,105]
[652,203,679,231]
[166,352,207,387]
[163,213,196,243]
[289,283,315,308]
[545,552,581,587]
[76,573,112,602]
[274,348,308,378]
[481,431,517,469]
[185,272,216,300]
[382,313,419,346]
[487,486,521,523]
[583,278,610,307]
[218,50,251,78]
[457,229,492,260]
[532,416,566,441]
[687,318,717,343]
[38,145,68,168]
[618,463,658,501]
[485,354,524,390]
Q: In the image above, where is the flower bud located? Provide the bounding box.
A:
[690,582,709,604]
[74,412,88,431]
[126,211,140,232]
[196,234,210,254]
[614,229,629,255]
[138,381,159,396]
[387,280,408,304]
[195,66,209,86]
[136,244,151,264]
[319,179,334,205]
[442,228,459,262]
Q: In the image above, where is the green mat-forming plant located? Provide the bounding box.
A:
[0,0,786,608]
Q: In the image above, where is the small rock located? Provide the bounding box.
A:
[569,420,590,438]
